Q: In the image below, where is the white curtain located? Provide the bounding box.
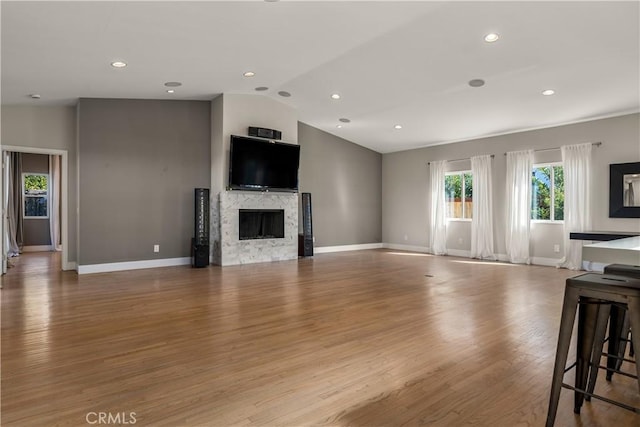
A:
[7,152,23,257]
[505,150,533,264]
[470,155,495,259]
[49,155,62,251]
[558,143,592,270]
[429,160,447,255]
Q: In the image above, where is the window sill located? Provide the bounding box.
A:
[24,216,50,220]
[531,220,564,225]
[447,218,472,222]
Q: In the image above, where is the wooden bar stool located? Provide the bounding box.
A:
[587,264,640,393]
[545,273,640,427]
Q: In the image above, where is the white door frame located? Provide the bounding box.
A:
[2,153,8,275]
[2,145,71,271]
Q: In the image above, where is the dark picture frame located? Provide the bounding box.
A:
[609,162,640,218]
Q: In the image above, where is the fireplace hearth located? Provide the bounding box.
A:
[239,209,285,240]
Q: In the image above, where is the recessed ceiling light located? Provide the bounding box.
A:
[468,79,485,87]
[111,61,127,68]
[394,124,403,129]
[339,118,351,123]
[484,33,500,43]
[243,71,255,77]
[255,87,269,92]
[166,90,175,94]
[278,91,291,97]
[29,94,41,99]
[164,82,182,87]
[336,125,343,129]
[542,89,555,96]
[331,93,341,100]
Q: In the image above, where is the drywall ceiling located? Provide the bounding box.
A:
[2,1,639,153]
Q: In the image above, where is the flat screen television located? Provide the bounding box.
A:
[228,135,300,192]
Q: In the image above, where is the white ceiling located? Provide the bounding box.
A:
[2,1,639,153]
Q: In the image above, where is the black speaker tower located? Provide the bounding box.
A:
[192,188,210,268]
[298,193,313,257]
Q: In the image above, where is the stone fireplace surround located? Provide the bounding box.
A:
[217,191,298,266]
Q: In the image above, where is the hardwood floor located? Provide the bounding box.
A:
[2,250,638,426]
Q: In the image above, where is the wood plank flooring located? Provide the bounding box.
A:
[1,250,639,426]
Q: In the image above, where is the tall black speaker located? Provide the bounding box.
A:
[193,188,210,268]
[299,192,313,257]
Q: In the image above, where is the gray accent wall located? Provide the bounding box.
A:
[298,122,382,247]
[22,153,51,246]
[1,105,77,262]
[382,113,640,261]
[77,99,211,266]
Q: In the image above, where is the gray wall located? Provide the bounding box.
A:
[299,122,382,247]
[382,113,640,261]
[21,153,51,246]
[77,99,211,265]
[1,105,77,262]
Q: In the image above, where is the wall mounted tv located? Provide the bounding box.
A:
[228,135,300,192]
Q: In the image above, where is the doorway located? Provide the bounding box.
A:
[2,146,69,274]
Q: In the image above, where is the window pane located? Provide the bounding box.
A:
[463,173,473,219]
[444,174,462,218]
[531,167,551,220]
[25,196,48,217]
[24,174,48,196]
[553,166,564,221]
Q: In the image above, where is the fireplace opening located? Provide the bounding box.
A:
[239,209,285,240]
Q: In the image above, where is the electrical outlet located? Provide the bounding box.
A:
[153,244,160,253]
[312,237,316,243]
[553,244,560,253]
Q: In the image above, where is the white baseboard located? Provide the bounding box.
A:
[64,261,77,271]
[380,245,566,268]
[382,243,430,253]
[22,245,53,252]
[495,253,510,263]
[77,257,192,275]
[314,243,383,254]
[446,249,471,258]
[531,256,562,267]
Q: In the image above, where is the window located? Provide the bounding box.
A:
[531,164,564,221]
[23,173,49,219]
[445,171,473,219]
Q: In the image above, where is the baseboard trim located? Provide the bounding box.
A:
[531,256,562,267]
[78,257,192,275]
[64,261,77,271]
[314,243,383,254]
[382,243,430,253]
[22,245,53,252]
[380,245,564,268]
[446,249,471,258]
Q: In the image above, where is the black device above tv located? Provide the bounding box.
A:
[228,135,300,192]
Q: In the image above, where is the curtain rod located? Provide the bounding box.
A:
[503,141,602,156]
[427,154,494,165]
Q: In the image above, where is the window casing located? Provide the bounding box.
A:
[531,163,564,222]
[23,173,49,219]
[445,171,473,220]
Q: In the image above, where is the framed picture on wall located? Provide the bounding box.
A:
[609,162,640,218]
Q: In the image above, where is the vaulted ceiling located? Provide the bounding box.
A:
[2,1,638,153]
